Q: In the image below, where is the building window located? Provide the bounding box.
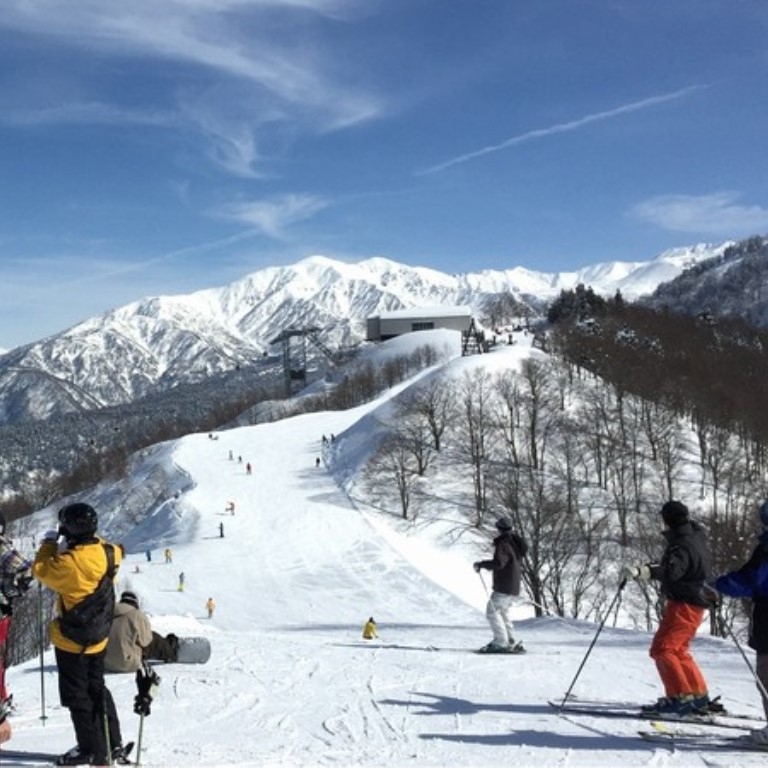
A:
[411,321,435,332]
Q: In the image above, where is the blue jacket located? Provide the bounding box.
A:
[715,534,768,653]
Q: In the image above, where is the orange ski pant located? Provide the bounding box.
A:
[649,599,708,698]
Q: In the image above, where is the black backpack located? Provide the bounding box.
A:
[58,543,116,648]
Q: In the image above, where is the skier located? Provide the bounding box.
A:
[473,517,528,653]
[32,502,130,766]
[710,499,768,744]
[105,591,153,673]
[246,462,252,475]
[362,617,378,640]
[178,572,185,592]
[219,522,224,538]
[622,500,715,716]
[145,549,152,563]
[0,512,33,744]
[206,597,216,619]
[225,501,235,515]
[164,548,173,564]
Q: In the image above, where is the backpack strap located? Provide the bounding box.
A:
[103,542,116,580]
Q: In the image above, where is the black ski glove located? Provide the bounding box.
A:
[134,665,160,717]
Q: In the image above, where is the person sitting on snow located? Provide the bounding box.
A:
[105,591,153,673]
[362,617,378,640]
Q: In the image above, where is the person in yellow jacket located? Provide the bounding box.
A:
[362,617,378,640]
[33,503,129,767]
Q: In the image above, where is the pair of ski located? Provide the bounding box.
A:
[550,699,767,752]
[0,740,135,766]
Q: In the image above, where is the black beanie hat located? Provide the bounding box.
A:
[120,591,139,609]
[495,517,512,532]
[661,500,689,528]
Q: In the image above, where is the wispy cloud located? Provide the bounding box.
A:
[0,1,381,174]
[628,191,768,235]
[418,85,708,176]
[214,194,329,238]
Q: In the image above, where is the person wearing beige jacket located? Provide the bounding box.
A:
[105,591,153,673]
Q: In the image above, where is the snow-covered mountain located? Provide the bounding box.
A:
[0,244,728,425]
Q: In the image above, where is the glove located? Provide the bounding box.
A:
[134,664,160,716]
[473,562,482,573]
[134,692,153,717]
[622,564,651,582]
[700,583,720,605]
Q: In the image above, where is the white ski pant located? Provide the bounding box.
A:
[486,591,516,646]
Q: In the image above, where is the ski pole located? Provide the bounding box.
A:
[478,570,491,599]
[717,613,768,705]
[555,578,627,713]
[37,583,47,723]
[104,693,113,767]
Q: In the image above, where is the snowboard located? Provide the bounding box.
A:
[175,636,211,664]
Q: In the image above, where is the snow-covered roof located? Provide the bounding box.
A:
[375,305,471,320]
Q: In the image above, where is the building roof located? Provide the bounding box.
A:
[374,305,471,320]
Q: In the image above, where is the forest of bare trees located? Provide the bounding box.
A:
[359,300,768,637]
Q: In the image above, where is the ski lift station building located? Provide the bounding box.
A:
[366,305,472,342]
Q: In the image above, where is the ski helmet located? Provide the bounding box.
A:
[58,502,98,540]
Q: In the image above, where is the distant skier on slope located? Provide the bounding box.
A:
[622,500,716,717]
[473,517,527,654]
[711,499,768,745]
[362,617,378,640]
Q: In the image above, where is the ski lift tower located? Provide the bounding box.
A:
[270,327,322,398]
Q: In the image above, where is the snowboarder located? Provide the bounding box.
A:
[164,548,173,564]
[473,517,528,653]
[622,500,714,716]
[362,617,378,640]
[711,499,768,744]
[178,572,185,592]
[206,597,216,619]
[105,591,153,674]
[32,503,130,766]
[0,512,33,744]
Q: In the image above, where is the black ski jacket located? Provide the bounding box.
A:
[649,520,712,608]
[477,532,528,596]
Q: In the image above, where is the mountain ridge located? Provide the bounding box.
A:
[0,243,730,425]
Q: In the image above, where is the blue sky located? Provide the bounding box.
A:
[1,0,767,349]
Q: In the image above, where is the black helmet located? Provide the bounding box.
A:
[58,503,98,540]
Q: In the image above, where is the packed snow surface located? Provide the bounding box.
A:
[4,335,766,767]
